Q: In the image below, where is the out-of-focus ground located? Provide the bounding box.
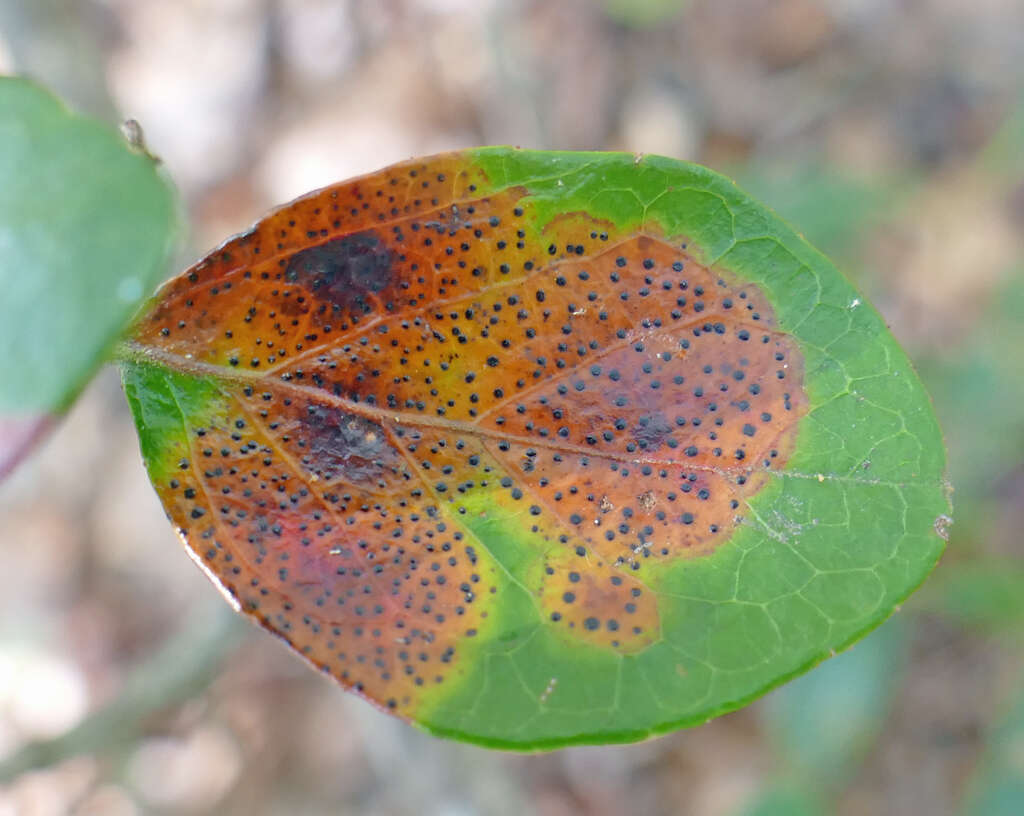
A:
[0,1,1022,814]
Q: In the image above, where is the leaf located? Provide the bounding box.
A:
[0,77,177,475]
[120,148,949,748]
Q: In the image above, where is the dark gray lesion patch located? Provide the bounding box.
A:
[285,231,393,315]
[299,403,401,486]
[633,412,674,452]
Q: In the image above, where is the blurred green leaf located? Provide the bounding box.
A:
[737,164,895,259]
[735,786,826,816]
[0,76,177,472]
[602,0,687,29]
[761,618,908,790]
[961,689,1024,815]
[916,561,1024,632]
[917,273,1024,533]
[981,95,1024,175]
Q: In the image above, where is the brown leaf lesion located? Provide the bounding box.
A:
[538,552,660,653]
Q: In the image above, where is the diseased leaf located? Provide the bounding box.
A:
[121,148,949,748]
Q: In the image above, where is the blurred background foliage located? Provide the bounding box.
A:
[0,1,1021,814]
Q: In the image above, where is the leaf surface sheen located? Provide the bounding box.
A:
[122,148,948,748]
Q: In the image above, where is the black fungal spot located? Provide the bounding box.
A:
[284,231,393,314]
